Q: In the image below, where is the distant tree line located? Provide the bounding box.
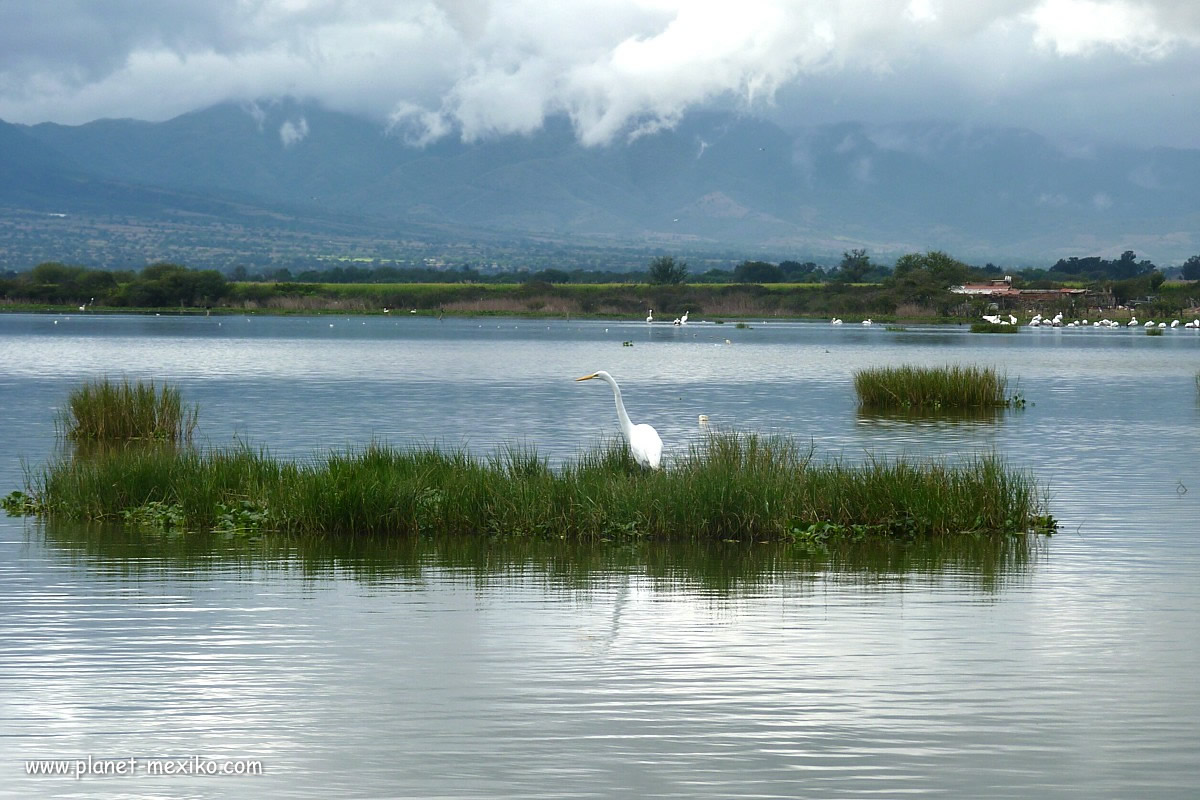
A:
[1,262,229,307]
[3,250,1198,318]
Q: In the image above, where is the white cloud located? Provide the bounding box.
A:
[1026,0,1192,57]
[0,0,1198,147]
[279,116,309,147]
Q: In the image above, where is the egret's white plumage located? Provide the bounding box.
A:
[646,309,654,323]
[576,371,663,470]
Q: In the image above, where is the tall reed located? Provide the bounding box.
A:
[58,378,198,443]
[854,365,1010,411]
[18,434,1053,540]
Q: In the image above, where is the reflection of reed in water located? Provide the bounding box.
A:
[855,405,1007,426]
[36,524,1043,596]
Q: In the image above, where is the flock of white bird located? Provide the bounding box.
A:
[822,311,1200,329]
[645,309,690,325]
[1025,312,1200,329]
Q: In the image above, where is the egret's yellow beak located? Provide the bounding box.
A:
[575,373,598,381]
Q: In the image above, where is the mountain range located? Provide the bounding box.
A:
[3,98,1199,268]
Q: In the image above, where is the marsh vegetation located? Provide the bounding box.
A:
[58,378,198,444]
[854,365,1019,412]
[12,435,1053,541]
[970,322,1019,333]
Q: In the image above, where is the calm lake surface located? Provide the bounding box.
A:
[1,312,1198,798]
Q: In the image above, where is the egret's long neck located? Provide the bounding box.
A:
[600,373,634,440]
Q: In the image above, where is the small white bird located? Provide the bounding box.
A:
[861,318,873,326]
[646,309,654,324]
[673,318,681,325]
[680,310,689,324]
[698,414,710,429]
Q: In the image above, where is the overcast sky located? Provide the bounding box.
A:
[1,0,1198,147]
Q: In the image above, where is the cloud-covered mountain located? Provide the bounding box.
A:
[5,100,1200,265]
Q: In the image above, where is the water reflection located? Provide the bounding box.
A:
[855,405,1009,426]
[36,520,1042,595]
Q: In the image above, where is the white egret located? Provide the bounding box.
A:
[576,371,663,470]
[646,309,654,323]
[861,318,873,326]
[680,310,689,324]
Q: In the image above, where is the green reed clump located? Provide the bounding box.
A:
[59,378,198,443]
[16,433,1053,540]
[1146,327,1163,336]
[854,364,1013,411]
[970,322,1018,333]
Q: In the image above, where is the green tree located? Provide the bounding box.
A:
[648,255,688,285]
[779,260,824,282]
[530,268,570,284]
[733,260,784,283]
[1182,255,1200,281]
[888,251,972,314]
[835,249,871,283]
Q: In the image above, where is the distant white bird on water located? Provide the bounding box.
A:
[680,310,689,324]
[575,371,663,470]
[646,309,654,324]
[861,318,873,326]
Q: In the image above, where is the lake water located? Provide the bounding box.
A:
[1,312,1198,798]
